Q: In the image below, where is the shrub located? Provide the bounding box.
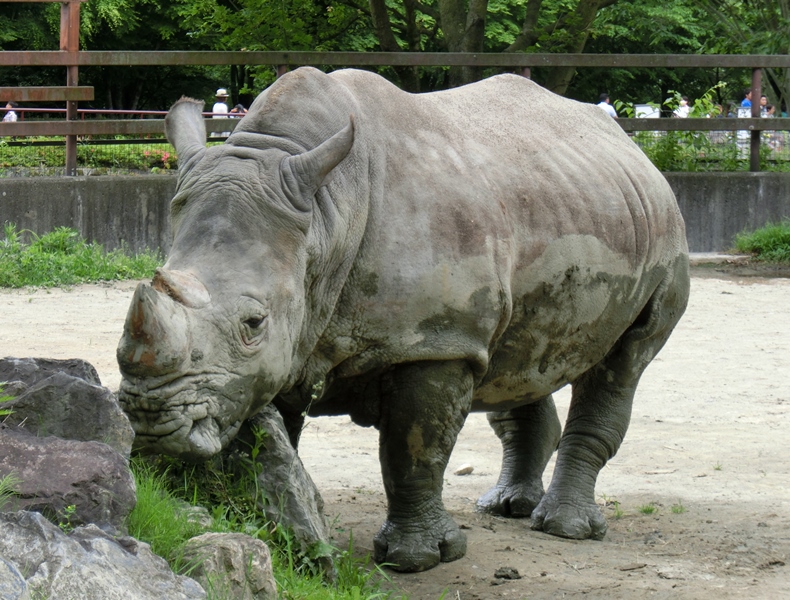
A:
[735,220,790,262]
[0,223,162,287]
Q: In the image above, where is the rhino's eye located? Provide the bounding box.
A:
[243,316,266,330]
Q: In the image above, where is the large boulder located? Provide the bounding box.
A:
[0,511,205,600]
[0,556,28,600]
[0,427,136,532]
[2,371,134,458]
[228,404,333,572]
[0,357,101,387]
[181,533,277,600]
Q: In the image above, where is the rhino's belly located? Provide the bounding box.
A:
[472,267,653,410]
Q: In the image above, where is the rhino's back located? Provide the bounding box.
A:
[238,69,687,403]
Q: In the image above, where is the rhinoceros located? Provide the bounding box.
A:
[117,67,689,573]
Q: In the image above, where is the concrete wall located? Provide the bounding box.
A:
[0,176,176,255]
[1,173,789,254]
[665,173,790,253]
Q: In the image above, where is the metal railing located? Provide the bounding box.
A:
[3,49,790,172]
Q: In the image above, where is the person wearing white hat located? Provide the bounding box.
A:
[211,88,230,137]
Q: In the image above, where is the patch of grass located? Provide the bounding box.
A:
[0,383,14,418]
[600,494,624,519]
[638,503,658,515]
[0,472,21,512]
[671,502,686,514]
[714,463,723,471]
[128,435,400,600]
[0,223,162,288]
[735,221,790,263]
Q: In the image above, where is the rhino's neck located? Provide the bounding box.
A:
[287,148,371,393]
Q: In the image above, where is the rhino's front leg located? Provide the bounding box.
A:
[374,360,473,572]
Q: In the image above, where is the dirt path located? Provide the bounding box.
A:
[1,271,789,599]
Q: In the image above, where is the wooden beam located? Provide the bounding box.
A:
[0,87,94,102]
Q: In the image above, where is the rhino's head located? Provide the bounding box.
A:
[117,97,354,460]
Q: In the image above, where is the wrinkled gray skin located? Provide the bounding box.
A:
[117,67,689,573]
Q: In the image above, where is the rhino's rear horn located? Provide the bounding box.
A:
[117,282,190,378]
[280,116,355,210]
[152,268,211,308]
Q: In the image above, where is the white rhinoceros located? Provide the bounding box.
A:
[117,67,689,573]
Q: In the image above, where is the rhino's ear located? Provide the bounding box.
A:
[280,116,355,211]
[165,97,207,174]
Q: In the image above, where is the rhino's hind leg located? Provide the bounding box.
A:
[476,395,562,517]
[532,267,689,540]
[374,360,473,573]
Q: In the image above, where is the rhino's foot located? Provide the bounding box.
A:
[530,491,607,540]
[373,512,467,572]
[476,480,544,517]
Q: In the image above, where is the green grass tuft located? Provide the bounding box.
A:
[128,446,402,600]
[735,220,790,263]
[638,503,658,515]
[0,223,162,288]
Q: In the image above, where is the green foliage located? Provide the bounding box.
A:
[0,383,14,418]
[735,221,790,262]
[671,502,686,514]
[58,504,79,535]
[0,472,21,512]
[126,460,207,562]
[0,223,162,288]
[638,503,658,515]
[128,434,399,600]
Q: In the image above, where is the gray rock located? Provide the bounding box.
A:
[0,427,136,532]
[0,511,205,600]
[0,357,101,388]
[0,556,28,600]
[2,372,134,458]
[229,405,333,572]
[181,532,277,600]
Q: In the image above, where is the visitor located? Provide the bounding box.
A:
[2,101,18,123]
[596,93,617,118]
[741,88,752,108]
[673,96,690,118]
[230,103,247,117]
[211,88,230,137]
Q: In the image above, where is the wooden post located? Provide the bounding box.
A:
[60,0,82,176]
[750,67,761,173]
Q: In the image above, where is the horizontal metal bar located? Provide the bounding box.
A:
[2,117,787,138]
[0,86,94,102]
[0,118,238,136]
[618,118,790,132]
[1,51,790,69]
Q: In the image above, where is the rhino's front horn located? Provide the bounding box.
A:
[117,281,191,378]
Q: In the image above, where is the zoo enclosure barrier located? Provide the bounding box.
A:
[2,46,790,172]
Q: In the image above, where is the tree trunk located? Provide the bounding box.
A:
[436,0,489,86]
[368,0,421,92]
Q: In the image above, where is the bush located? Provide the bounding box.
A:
[0,223,162,287]
[735,221,790,262]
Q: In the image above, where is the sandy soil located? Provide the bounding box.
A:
[1,268,789,599]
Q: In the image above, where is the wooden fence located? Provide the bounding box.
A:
[3,46,790,173]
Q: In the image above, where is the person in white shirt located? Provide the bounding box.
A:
[211,88,230,137]
[596,93,617,118]
[673,96,690,118]
[2,101,18,123]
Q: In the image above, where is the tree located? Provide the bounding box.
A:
[567,0,739,108]
[701,0,790,113]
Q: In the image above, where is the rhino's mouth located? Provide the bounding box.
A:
[119,373,250,461]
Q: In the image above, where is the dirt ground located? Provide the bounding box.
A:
[1,263,789,599]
